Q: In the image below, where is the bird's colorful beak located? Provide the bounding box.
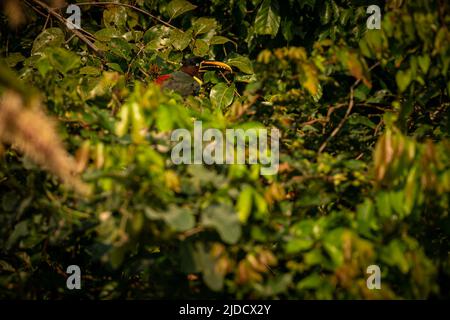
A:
[199,61,233,73]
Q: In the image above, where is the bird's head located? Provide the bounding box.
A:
[180,57,232,78]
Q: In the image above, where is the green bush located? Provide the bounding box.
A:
[0,0,448,299]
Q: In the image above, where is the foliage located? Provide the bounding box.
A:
[0,0,449,299]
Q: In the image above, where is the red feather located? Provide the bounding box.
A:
[155,74,171,85]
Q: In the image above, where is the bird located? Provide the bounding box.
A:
[154,57,232,97]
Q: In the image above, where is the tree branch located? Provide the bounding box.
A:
[74,1,180,31]
[28,0,102,55]
[318,62,380,153]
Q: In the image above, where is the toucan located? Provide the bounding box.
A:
[154,57,232,97]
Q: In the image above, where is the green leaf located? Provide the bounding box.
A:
[32,28,65,54]
[396,69,412,93]
[106,62,123,73]
[167,0,197,20]
[210,83,235,109]
[164,205,195,231]
[237,185,253,223]
[192,17,217,35]
[170,29,192,51]
[94,28,121,41]
[193,39,209,57]
[348,114,376,129]
[210,36,233,45]
[80,66,101,76]
[286,238,314,253]
[45,48,81,74]
[418,55,431,74]
[109,38,134,61]
[297,274,323,290]
[323,229,344,267]
[145,206,195,232]
[201,204,241,244]
[156,104,174,131]
[226,55,254,74]
[357,199,377,235]
[376,191,392,219]
[103,6,127,28]
[381,240,410,273]
[4,53,25,68]
[6,220,28,250]
[2,191,19,212]
[254,0,281,37]
[130,101,145,143]
[115,104,130,137]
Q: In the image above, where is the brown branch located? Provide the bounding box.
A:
[74,1,180,31]
[28,0,101,55]
[318,62,381,154]
[318,85,357,153]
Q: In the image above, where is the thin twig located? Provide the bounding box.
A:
[318,62,380,153]
[42,13,50,31]
[74,1,180,31]
[24,0,47,18]
[318,85,357,153]
[28,0,101,55]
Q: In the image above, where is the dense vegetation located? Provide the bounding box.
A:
[0,0,449,299]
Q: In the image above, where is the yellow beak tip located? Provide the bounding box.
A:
[199,61,233,73]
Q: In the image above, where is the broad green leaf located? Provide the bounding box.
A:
[106,62,123,73]
[32,28,65,54]
[259,274,293,296]
[348,114,376,129]
[381,240,410,273]
[297,274,323,290]
[109,38,134,61]
[115,104,130,137]
[103,6,127,28]
[45,47,81,74]
[167,0,197,20]
[192,17,217,35]
[201,204,241,244]
[210,83,235,109]
[237,185,253,223]
[323,229,345,267]
[376,191,392,219]
[145,206,195,232]
[418,55,431,74]
[300,62,320,96]
[6,220,28,250]
[170,29,192,51]
[286,238,314,253]
[210,36,233,45]
[130,101,145,143]
[193,39,209,57]
[254,0,281,37]
[80,66,101,76]
[4,53,25,68]
[164,205,195,231]
[396,69,412,92]
[94,28,121,41]
[156,104,174,131]
[226,55,254,74]
[253,191,268,218]
[199,245,224,291]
